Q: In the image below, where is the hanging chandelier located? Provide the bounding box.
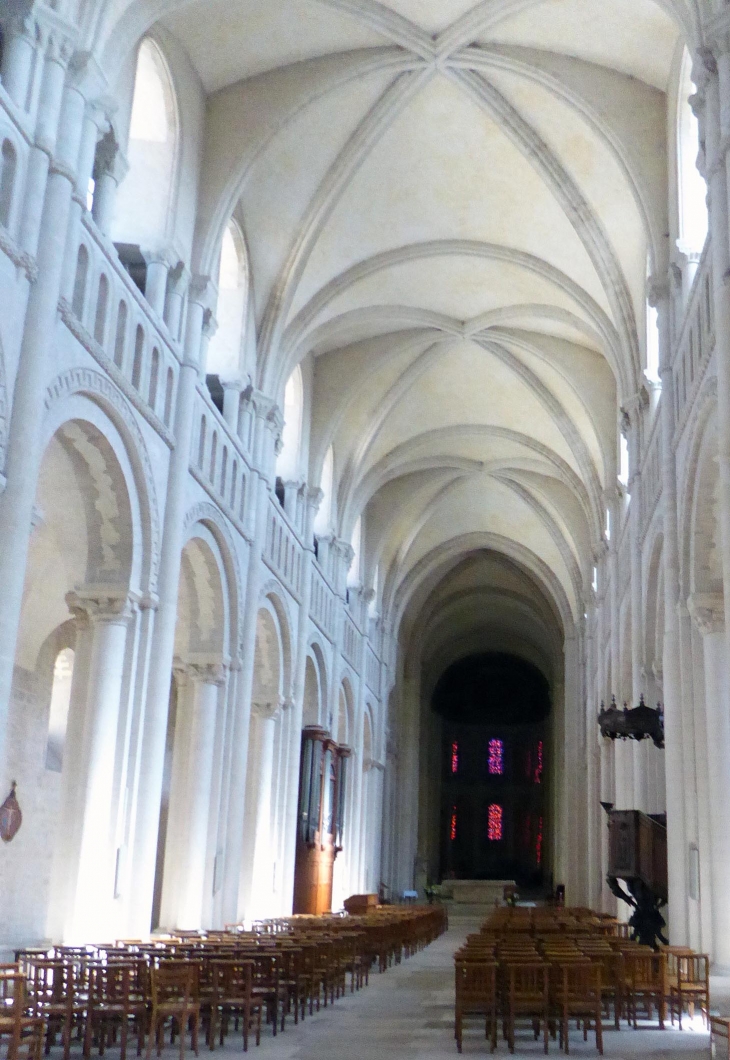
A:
[598,696,664,749]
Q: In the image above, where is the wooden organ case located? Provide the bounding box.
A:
[292,726,351,914]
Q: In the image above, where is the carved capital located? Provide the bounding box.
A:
[66,588,136,624]
[188,275,216,312]
[647,275,670,308]
[251,697,283,720]
[688,592,725,636]
[93,128,128,184]
[174,658,227,686]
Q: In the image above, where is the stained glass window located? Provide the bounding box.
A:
[534,741,543,784]
[536,816,543,864]
[451,741,459,774]
[488,803,503,841]
[450,806,457,841]
[488,738,504,775]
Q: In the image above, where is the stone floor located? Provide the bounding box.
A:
[46,916,715,1060]
[223,916,711,1060]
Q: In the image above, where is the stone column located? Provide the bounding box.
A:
[650,273,689,944]
[60,99,107,303]
[249,699,282,919]
[221,382,242,431]
[279,487,322,911]
[143,251,170,318]
[219,390,283,923]
[622,398,649,810]
[64,590,135,942]
[396,674,420,895]
[688,593,730,969]
[126,278,213,936]
[0,43,91,788]
[0,11,37,110]
[18,29,75,257]
[678,600,703,949]
[46,605,94,942]
[91,128,128,236]
[166,661,226,931]
[164,261,188,342]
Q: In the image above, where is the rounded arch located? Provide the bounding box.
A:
[337,674,355,744]
[112,34,180,248]
[276,364,304,482]
[43,368,161,593]
[675,45,708,258]
[183,503,243,658]
[176,527,228,661]
[313,444,334,536]
[206,218,249,382]
[392,532,573,638]
[258,581,295,700]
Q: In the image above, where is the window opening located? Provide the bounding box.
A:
[46,648,74,772]
[450,806,457,842]
[533,741,543,785]
[207,221,248,379]
[488,738,504,775]
[619,433,629,487]
[450,741,459,775]
[488,804,503,841]
[276,365,304,481]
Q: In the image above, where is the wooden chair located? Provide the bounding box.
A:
[503,962,550,1054]
[454,960,497,1053]
[625,951,666,1029]
[83,961,147,1060]
[249,953,288,1037]
[711,1015,730,1060]
[22,958,86,1060]
[0,972,46,1060]
[207,961,261,1052]
[146,963,200,1060]
[549,962,603,1055]
[668,953,709,1029]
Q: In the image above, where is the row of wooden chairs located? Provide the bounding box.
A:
[3,905,447,1060]
[454,905,711,1054]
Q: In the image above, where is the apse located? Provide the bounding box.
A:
[433,653,551,888]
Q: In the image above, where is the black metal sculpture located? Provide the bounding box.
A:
[598,695,664,749]
[607,875,668,949]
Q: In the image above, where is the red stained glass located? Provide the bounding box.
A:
[533,741,543,784]
[488,803,503,841]
[488,738,504,775]
[450,807,457,841]
[536,816,543,865]
[451,741,459,774]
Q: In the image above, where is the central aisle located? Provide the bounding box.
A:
[249,916,710,1060]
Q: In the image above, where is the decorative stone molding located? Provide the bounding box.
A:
[251,697,283,721]
[183,499,245,642]
[66,588,137,623]
[688,592,725,636]
[44,364,162,592]
[93,127,128,185]
[0,227,37,282]
[186,661,228,687]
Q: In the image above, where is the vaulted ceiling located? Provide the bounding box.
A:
[104,0,697,672]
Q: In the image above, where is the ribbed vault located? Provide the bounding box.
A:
[95,0,695,646]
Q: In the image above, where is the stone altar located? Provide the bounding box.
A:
[441,879,516,905]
